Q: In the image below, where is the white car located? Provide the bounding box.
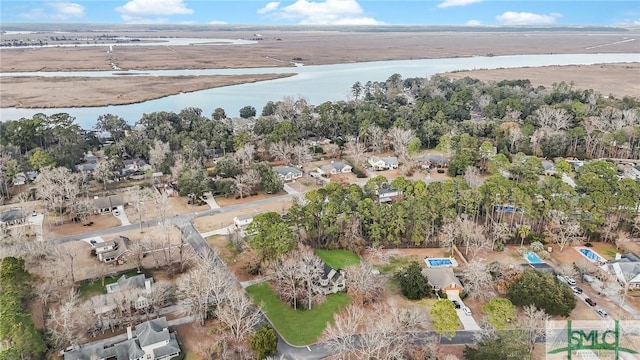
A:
[462,307,472,316]
[566,277,577,286]
[595,308,608,317]
[113,209,121,216]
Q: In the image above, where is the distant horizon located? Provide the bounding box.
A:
[1,1,639,27]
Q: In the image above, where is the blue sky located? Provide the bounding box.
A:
[1,0,639,26]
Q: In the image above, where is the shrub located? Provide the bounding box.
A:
[396,261,431,300]
[249,325,278,359]
[507,268,576,317]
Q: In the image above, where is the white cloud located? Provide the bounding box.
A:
[262,0,383,25]
[19,1,85,20]
[119,15,170,24]
[116,0,193,17]
[496,11,562,25]
[437,0,482,9]
[465,19,482,26]
[209,20,228,24]
[258,2,280,15]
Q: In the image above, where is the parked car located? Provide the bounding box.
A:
[583,274,594,283]
[452,300,461,309]
[595,308,608,317]
[113,209,120,216]
[32,211,38,217]
[571,286,583,294]
[89,239,97,247]
[462,306,472,316]
[565,277,577,286]
[585,298,597,307]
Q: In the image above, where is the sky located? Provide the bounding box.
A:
[1,0,639,26]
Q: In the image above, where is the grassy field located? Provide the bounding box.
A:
[374,255,422,274]
[314,249,361,269]
[246,282,351,346]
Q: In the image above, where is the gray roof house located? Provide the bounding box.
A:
[94,195,125,213]
[318,161,352,176]
[376,187,401,203]
[368,156,399,170]
[273,166,303,182]
[63,317,181,360]
[541,160,556,176]
[106,273,153,294]
[0,208,26,226]
[420,154,449,168]
[319,263,346,295]
[605,253,640,290]
[422,267,464,294]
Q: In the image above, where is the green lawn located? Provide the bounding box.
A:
[246,283,351,346]
[78,269,143,297]
[314,249,361,269]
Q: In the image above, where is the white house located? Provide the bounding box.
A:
[234,214,254,228]
[604,253,640,290]
[63,317,181,360]
[317,161,352,177]
[368,156,399,171]
[273,166,303,181]
[319,264,346,294]
[95,236,129,263]
[376,188,401,203]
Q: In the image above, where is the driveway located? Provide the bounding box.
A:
[113,205,131,226]
[447,291,482,331]
[202,192,220,209]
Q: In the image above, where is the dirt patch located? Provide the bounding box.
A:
[44,213,122,239]
[443,62,640,99]
[1,73,293,108]
[193,198,292,233]
[205,235,258,282]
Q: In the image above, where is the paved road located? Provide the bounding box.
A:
[52,194,294,244]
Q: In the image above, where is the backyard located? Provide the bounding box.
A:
[246,282,351,346]
[315,249,361,269]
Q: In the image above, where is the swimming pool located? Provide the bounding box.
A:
[425,258,459,268]
[576,247,604,263]
[524,251,545,264]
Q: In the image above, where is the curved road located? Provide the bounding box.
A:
[51,192,490,359]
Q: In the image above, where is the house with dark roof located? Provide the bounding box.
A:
[368,156,399,171]
[376,187,401,203]
[317,161,352,177]
[0,208,26,227]
[541,160,557,176]
[419,154,449,169]
[63,317,180,360]
[319,264,346,295]
[273,166,303,182]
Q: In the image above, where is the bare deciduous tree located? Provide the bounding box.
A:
[388,127,415,161]
[367,124,386,154]
[292,143,312,169]
[127,187,153,233]
[535,106,572,131]
[234,143,255,169]
[464,166,482,189]
[216,288,262,343]
[345,262,384,306]
[461,260,495,300]
[519,305,549,352]
[545,212,583,252]
[177,255,232,325]
[269,141,294,164]
[149,139,170,171]
[344,140,367,168]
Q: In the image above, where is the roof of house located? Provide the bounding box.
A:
[0,208,25,222]
[235,213,254,221]
[320,161,350,172]
[116,274,148,289]
[421,154,449,164]
[422,267,463,290]
[377,187,399,196]
[274,166,303,176]
[94,195,125,209]
[136,317,170,348]
[153,333,181,358]
[541,160,555,171]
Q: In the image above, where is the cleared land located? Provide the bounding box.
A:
[1,29,639,108]
[443,62,640,99]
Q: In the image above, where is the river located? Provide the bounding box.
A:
[1,53,638,128]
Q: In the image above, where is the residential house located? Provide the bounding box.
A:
[63,317,181,360]
[95,236,129,263]
[541,160,557,176]
[624,165,640,180]
[604,253,640,290]
[76,151,99,173]
[234,214,253,228]
[422,267,463,295]
[368,156,399,171]
[94,195,125,214]
[273,166,303,182]
[319,263,346,295]
[0,208,26,227]
[419,154,449,169]
[317,161,352,177]
[92,273,153,315]
[566,158,585,170]
[122,158,152,176]
[12,171,38,186]
[376,187,401,203]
